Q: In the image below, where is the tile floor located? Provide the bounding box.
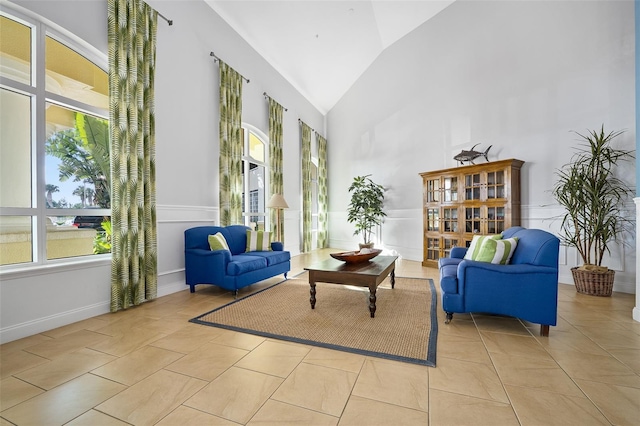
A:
[1,249,639,425]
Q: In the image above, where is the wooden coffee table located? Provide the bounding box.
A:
[304,255,398,318]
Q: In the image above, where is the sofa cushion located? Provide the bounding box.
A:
[245,250,290,266]
[208,232,230,251]
[246,230,272,251]
[476,237,518,265]
[464,234,502,260]
[226,254,268,276]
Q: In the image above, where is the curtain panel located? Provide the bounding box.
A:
[269,99,284,241]
[107,0,158,312]
[219,62,244,226]
[301,122,312,252]
[317,132,328,248]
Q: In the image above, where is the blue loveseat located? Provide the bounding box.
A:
[438,227,559,336]
[184,225,290,296]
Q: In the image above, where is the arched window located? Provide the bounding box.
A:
[241,125,269,231]
[0,9,110,267]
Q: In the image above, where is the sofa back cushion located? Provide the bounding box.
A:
[185,225,250,255]
[221,225,251,255]
[503,228,559,267]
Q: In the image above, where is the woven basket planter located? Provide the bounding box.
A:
[571,267,615,297]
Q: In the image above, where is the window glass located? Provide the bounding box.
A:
[45,36,108,109]
[0,216,33,265]
[45,104,110,209]
[0,15,31,85]
[248,132,264,163]
[242,128,268,230]
[0,88,32,208]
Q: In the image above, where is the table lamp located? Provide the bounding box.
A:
[267,193,289,242]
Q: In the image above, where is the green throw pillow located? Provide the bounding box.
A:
[208,232,230,251]
[464,234,503,260]
[475,237,519,264]
[246,230,272,252]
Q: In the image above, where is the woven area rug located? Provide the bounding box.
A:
[190,273,438,366]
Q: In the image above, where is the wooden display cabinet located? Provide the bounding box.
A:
[419,159,524,267]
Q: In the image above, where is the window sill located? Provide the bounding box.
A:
[0,255,111,280]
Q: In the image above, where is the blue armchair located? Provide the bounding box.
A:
[185,225,290,296]
[438,227,559,336]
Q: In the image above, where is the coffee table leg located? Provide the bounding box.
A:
[310,281,316,309]
[369,287,376,318]
[391,268,396,289]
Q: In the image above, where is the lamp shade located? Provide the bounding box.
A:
[267,193,289,209]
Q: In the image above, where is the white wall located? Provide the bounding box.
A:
[327,0,636,293]
[0,0,324,343]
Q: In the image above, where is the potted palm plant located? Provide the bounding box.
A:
[347,175,386,249]
[552,126,635,296]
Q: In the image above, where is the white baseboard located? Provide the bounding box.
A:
[0,301,110,344]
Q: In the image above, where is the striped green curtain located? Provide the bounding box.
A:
[317,132,328,248]
[219,62,243,226]
[108,0,158,312]
[269,99,284,241]
[301,122,312,252]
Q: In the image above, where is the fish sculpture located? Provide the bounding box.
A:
[453,144,492,165]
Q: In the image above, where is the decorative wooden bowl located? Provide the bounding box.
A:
[330,248,382,263]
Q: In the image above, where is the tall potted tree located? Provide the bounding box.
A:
[552,126,635,296]
[347,175,386,249]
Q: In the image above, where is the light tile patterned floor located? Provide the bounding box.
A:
[1,249,639,425]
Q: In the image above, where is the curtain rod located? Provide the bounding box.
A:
[298,118,314,133]
[263,92,288,112]
[157,12,173,26]
[210,52,250,83]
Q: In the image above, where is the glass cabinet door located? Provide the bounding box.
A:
[442,207,458,233]
[425,178,440,203]
[426,237,440,260]
[443,238,459,258]
[487,170,505,199]
[464,173,481,200]
[486,206,506,234]
[426,208,439,232]
[442,176,458,202]
[465,207,481,234]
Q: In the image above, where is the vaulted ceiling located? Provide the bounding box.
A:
[205,1,455,114]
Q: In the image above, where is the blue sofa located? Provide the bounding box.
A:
[184,225,290,296]
[438,227,559,336]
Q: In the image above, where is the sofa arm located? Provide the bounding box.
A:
[271,241,284,251]
[185,248,231,285]
[450,246,467,259]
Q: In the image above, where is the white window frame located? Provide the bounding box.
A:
[0,6,110,274]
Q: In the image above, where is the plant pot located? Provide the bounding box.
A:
[359,242,375,250]
[571,266,615,297]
